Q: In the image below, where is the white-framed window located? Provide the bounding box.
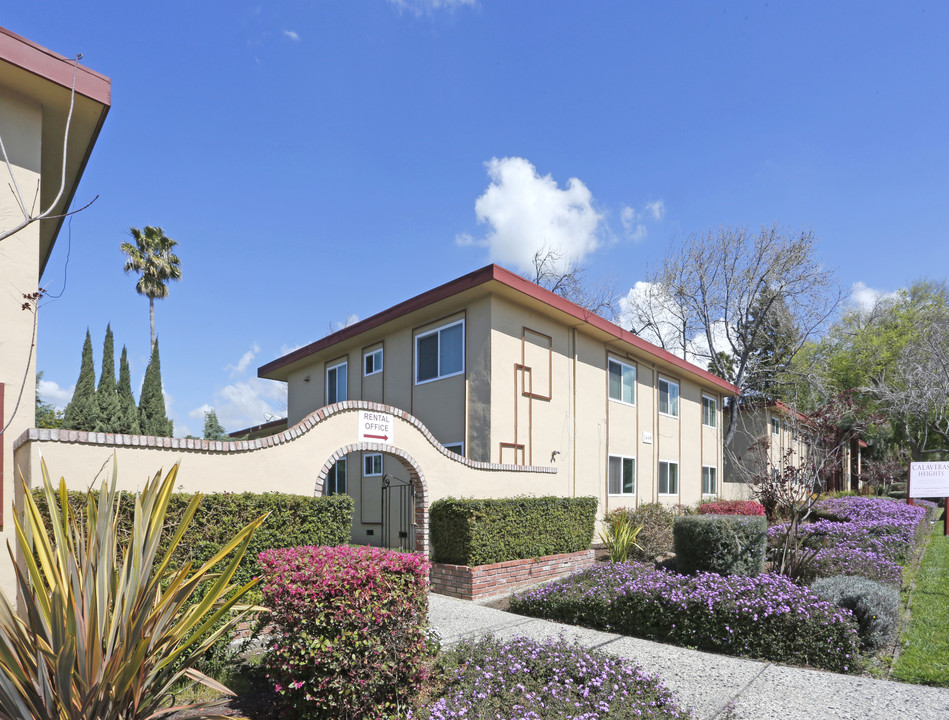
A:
[658,460,679,495]
[364,348,383,376]
[416,319,465,384]
[608,359,636,405]
[326,458,347,496]
[702,466,717,496]
[771,416,780,435]
[444,442,464,457]
[364,453,383,476]
[658,377,679,417]
[608,455,636,495]
[702,395,717,428]
[326,361,347,404]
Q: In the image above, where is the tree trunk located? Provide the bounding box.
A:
[149,296,155,351]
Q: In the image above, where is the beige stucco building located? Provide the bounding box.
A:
[0,28,110,599]
[259,265,739,547]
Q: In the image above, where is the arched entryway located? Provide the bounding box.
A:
[315,442,430,558]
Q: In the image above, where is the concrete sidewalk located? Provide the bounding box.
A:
[429,593,949,720]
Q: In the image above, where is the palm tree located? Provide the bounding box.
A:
[121,226,182,350]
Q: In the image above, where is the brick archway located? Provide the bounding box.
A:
[316,442,430,558]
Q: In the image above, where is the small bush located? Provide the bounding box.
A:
[698,500,766,516]
[812,575,900,652]
[510,563,860,672]
[410,634,691,719]
[429,496,597,566]
[259,545,429,719]
[606,503,677,561]
[674,514,767,576]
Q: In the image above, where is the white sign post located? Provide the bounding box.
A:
[358,410,394,444]
[909,462,949,537]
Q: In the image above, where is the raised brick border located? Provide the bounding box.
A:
[430,549,595,602]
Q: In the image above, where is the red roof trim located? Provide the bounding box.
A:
[258,264,740,395]
[0,26,111,106]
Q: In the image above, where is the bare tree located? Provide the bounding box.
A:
[623,225,841,447]
[530,246,618,319]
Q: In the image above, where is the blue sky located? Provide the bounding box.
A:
[8,1,948,436]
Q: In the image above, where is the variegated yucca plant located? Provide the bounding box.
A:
[0,459,267,720]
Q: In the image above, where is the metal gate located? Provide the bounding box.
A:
[381,473,416,551]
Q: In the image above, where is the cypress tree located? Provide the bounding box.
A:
[203,409,227,441]
[117,345,141,434]
[94,324,122,432]
[138,339,173,437]
[63,329,98,431]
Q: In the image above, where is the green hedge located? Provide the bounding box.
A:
[31,489,354,590]
[430,496,597,566]
[673,514,767,576]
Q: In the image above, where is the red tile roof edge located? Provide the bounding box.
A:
[258,263,740,395]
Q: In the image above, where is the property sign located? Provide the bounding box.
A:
[909,462,949,498]
[358,410,394,444]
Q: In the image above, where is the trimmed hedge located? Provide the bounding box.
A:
[260,545,429,719]
[510,562,861,673]
[430,496,597,566]
[674,514,767,576]
[31,489,354,591]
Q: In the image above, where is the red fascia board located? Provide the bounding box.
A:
[258,264,740,395]
[0,26,111,106]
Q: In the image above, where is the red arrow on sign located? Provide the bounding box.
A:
[365,434,389,441]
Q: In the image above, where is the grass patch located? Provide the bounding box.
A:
[893,520,949,686]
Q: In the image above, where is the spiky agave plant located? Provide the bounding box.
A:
[0,459,267,719]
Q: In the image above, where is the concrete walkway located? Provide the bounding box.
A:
[429,593,949,720]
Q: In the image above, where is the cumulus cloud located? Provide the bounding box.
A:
[213,379,288,431]
[283,30,300,41]
[850,281,897,313]
[38,379,73,410]
[389,0,477,15]
[226,343,261,377]
[645,200,665,221]
[620,206,647,244]
[330,314,360,333]
[467,156,603,275]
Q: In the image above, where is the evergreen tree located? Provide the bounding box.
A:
[117,345,141,434]
[138,339,173,437]
[203,409,228,441]
[63,330,98,431]
[94,324,123,432]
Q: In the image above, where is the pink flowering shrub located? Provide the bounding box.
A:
[698,500,766,516]
[258,545,430,719]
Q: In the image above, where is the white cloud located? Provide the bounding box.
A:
[331,313,360,332]
[38,379,73,410]
[620,205,647,243]
[850,281,897,313]
[389,0,477,16]
[645,200,665,221]
[226,342,261,377]
[468,156,603,275]
[188,403,214,420]
[283,30,300,41]
[210,378,288,431]
[280,342,305,356]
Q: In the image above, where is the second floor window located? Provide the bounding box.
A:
[608,359,636,404]
[658,378,679,417]
[772,417,780,435]
[364,348,383,376]
[608,456,635,495]
[327,361,347,404]
[416,320,464,384]
[702,396,717,427]
[702,466,717,495]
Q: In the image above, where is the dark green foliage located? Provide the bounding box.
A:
[203,409,227,441]
[607,503,678,561]
[674,514,767,576]
[811,575,900,652]
[430,496,597,566]
[138,339,173,437]
[116,346,141,434]
[31,489,354,593]
[62,329,98,431]
[94,324,123,433]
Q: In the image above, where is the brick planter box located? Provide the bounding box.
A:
[430,549,595,601]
